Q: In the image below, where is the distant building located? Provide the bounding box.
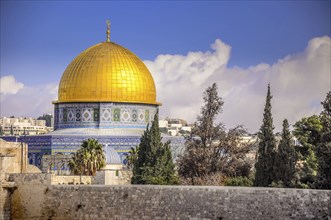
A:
[159,118,192,136]
[0,117,52,136]
[37,113,54,127]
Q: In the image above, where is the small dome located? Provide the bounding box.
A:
[105,147,122,164]
[56,42,159,105]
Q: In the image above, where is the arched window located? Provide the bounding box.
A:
[28,154,33,164]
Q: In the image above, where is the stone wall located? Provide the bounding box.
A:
[0,187,12,220]
[0,139,28,183]
[4,173,92,219]
[7,173,51,185]
[2,178,330,220]
[38,185,330,220]
[51,175,92,185]
[8,174,49,219]
[7,173,92,185]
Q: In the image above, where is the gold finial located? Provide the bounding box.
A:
[106,20,110,42]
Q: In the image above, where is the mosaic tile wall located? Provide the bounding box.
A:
[1,135,185,170]
[54,103,157,130]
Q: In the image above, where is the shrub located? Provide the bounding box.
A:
[224,176,253,187]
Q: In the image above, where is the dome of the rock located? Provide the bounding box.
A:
[0,22,184,172]
[56,42,158,105]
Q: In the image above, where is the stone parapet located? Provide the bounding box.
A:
[6,173,92,185]
[39,185,330,220]
[7,173,51,185]
[2,183,331,219]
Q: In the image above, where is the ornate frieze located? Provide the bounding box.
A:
[54,102,158,129]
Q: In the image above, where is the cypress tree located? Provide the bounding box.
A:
[275,119,297,187]
[0,126,3,136]
[131,113,178,185]
[254,84,277,187]
[315,91,331,189]
[10,125,14,135]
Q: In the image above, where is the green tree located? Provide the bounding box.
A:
[177,83,252,185]
[0,126,4,136]
[68,139,106,176]
[293,115,322,157]
[10,125,14,135]
[315,91,331,189]
[293,115,321,186]
[274,119,297,187]
[131,113,178,185]
[127,147,138,169]
[225,176,253,187]
[254,84,277,187]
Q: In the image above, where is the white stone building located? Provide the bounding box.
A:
[0,117,51,136]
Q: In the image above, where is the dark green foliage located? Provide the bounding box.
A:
[225,176,253,187]
[274,119,297,187]
[68,139,106,176]
[10,125,14,135]
[269,180,285,188]
[293,115,322,159]
[127,147,138,169]
[254,84,277,187]
[293,115,322,154]
[299,148,318,188]
[177,83,252,185]
[131,113,178,185]
[293,115,321,186]
[315,91,331,189]
[0,126,3,136]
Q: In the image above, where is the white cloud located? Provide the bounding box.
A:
[145,36,331,132]
[0,75,24,94]
[0,79,58,117]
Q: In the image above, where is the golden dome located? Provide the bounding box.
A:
[56,42,159,105]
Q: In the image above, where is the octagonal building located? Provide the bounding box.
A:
[2,24,184,170]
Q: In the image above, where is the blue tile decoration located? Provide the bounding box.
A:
[113,108,120,122]
[55,103,158,129]
[63,109,67,122]
[1,102,186,171]
[76,109,81,121]
[93,108,99,122]
[132,109,138,122]
[145,110,149,123]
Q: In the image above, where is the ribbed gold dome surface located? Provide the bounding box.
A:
[56,42,158,105]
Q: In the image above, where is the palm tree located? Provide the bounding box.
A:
[127,147,139,169]
[68,139,106,176]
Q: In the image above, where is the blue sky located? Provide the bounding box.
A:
[1,1,330,132]
[1,1,330,85]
